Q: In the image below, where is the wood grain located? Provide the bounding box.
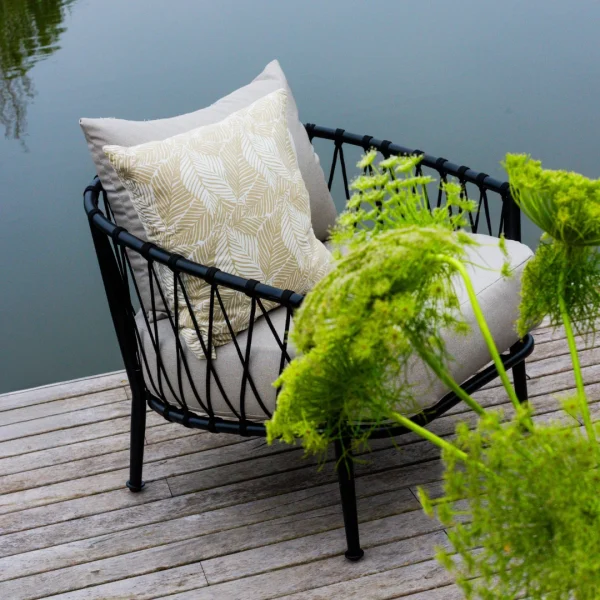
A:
[0,323,592,599]
[0,458,441,557]
[0,388,127,427]
[0,438,288,515]
[44,563,207,600]
[0,489,416,585]
[275,559,454,600]
[0,433,246,495]
[0,371,127,412]
[0,401,133,444]
[159,532,450,600]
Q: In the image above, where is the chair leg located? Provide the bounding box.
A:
[511,342,529,404]
[334,439,364,562]
[126,368,146,492]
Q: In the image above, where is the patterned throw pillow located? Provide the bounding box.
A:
[104,89,332,359]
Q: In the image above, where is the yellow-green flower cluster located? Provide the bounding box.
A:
[505,154,600,246]
[266,153,482,455]
[505,154,600,338]
[421,411,600,600]
[266,226,474,455]
[332,153,476,254]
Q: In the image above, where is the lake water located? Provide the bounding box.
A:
[1,0,599,394]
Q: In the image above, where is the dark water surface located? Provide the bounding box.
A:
[1,0,599,393]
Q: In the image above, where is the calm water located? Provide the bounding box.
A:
[1,0,600,394]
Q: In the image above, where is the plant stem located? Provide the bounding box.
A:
[418,346,486,416]
[439,255,523,413]
[558,271,595,443]
[389,412,468,462]
[421,180,430,209]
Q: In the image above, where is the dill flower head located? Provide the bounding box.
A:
[504,154,600,246]
[505,154,600,336]
[267,152,483,455]
[266,226,474,455]
[332,153,477,254]
[420,411,600,600]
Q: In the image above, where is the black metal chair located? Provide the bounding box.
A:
[84,125,534,561]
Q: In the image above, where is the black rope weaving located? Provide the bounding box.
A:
[83,125,529,442]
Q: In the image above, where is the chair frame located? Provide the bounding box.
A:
[84,125,534,561]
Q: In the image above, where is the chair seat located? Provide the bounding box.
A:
[136,233,533,421]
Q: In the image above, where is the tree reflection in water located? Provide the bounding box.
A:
[0,0,75,141]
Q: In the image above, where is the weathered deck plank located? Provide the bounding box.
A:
[0,371,128,412]
[0,459,441,558]
[44,563,208,600]
[0,438,291,515]
[201,510,442,585]
[0,327,596,599]
[0,482,173,536]
[0,409,162,461]
[157,533,450,600]
[0,488,412,580]
[0,491,419,597]
[0,400,133,444]
[0,388,128,428]
[0,431,131,477]
[0,433,246,495]
[275,559,454,600]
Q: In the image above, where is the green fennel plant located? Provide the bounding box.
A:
[506,154,600,443]
[427,411,600,600]
[267,152,520,456]
[268,150,600,598]
[422,156,600,599]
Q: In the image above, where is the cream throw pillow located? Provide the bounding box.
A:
[104,89,332,359]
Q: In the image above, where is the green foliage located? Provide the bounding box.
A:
[266,225,475,455]
[420,411,600,599]
[331,151,476,253]
[269,149,600,597]
[507,152,600,438]
[423,154,600,598]
[504,154,600,246]
[266,153,479,455]
[506,154,600,338]
[517,238,600,338]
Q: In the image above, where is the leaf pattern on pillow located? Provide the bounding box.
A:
[104,89,332,359]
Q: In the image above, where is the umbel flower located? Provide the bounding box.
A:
[419,155,600,600]
[267,154,517,454]
[333,150,477,253]
[504,154,600,246]
[505,155,600,338]
[425,412,600,600]
[505,153,600,439]
[267,225,479,455]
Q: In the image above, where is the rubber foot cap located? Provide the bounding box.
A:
[345,548,365,562]
[126,480,145,493]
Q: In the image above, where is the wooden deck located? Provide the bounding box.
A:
[0,323,597,600]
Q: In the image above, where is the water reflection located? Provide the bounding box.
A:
[0,0,75,140]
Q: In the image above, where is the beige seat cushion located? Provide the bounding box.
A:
[81,60,337,314]
[136,234,533,421]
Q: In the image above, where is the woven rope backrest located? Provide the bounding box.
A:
[305,125,520,241]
